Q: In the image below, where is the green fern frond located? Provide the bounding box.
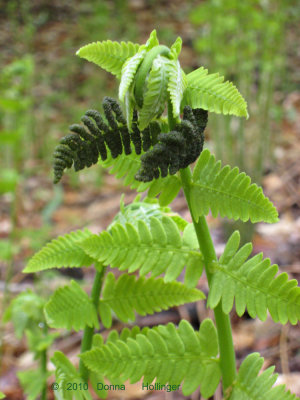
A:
[109,201,201,282]
[44,280,99,331]
[76,41,140,77]
[99,272,205,328]
[208,231,300,325]
[191,149,278,223]
[79,216,202,284]
[138,55,170,130]
[100,149,151,190]
[100,151,181,205]
[51,351,92,400]
[183,67,248,118]
[23,229,94,273]
[167,59,187,118]
[227,353,298,400]
[81,319,220,397]
[119,50,146,102]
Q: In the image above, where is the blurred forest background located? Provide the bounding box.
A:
[0,0,299,398]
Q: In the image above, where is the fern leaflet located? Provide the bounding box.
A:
[144,29,159,50]
[44,280,99,331]
[182,67,248,118]
[119,50,146,102]
[167,60,187,118]
[100,149,181,205]
[81,319,220,397]
[23,229,94,273]
[208,231,300,325]
[227,353,298,400]
[138,55,170,130]
[191,149,278,223]
[169,37,182,59]
[89,334,109,399]
[76,41,140,77]
[79,216,203,284]
[99,272,205,328]
[51,351,92,400]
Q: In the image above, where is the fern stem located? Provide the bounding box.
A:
[79,264,106,381]
[179,167,237,391]
[40,321,48,400]
[40,348,47,400]
[167,100,237,392]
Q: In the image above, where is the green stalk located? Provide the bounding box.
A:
[79,264,106,381]
[168,101,236,392]
[40,322,49,400]
[179,168,237,391]
[40,348,47,400]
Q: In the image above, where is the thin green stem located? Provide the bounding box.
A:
[167,101,236,392]
[40,349,47,400]
[179,167,237,392]
[40,322,49,400]
[79,264,106,381]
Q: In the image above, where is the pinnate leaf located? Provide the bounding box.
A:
[228,353,298,400]
[119,50,146,102]
[191,149,278,223]
[45,280,99,331]
[138,55,170,130]
[208,231,300,325]
[80,216,202,284]
[99,272,205,328]
[23,229,94,273]
[183,66,248,118]
[81,319,220,398]
[167,59,187,118]
[76,41,140,76]
[51,351,92,400]
[100,149,181,205]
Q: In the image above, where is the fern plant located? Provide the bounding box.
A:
[20,30,299,399]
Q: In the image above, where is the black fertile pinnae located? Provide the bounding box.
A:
[53,97,208,184]
[135,106,208,182]
[53,97,159,183]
